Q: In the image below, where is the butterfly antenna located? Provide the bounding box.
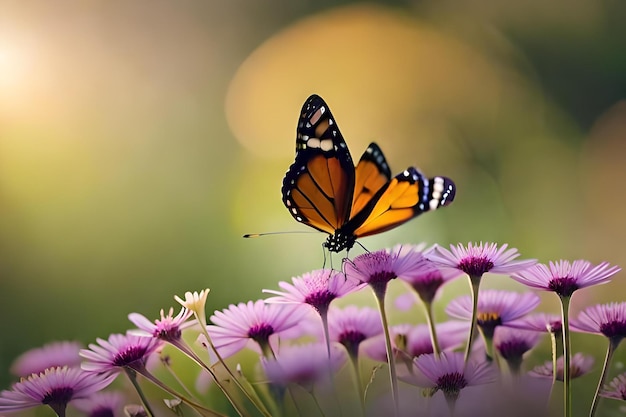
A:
[243,231,318,238]
[355,241,370,254]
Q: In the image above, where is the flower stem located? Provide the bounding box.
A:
[348,353,366,417]
[196,317,272,417]
[559,296,571,417]
[464,275,482,363]
[374,288,399,417]
[125,368,156,417]
[133,366,227,417]
[589,338,619,417]
[422,300,441,358]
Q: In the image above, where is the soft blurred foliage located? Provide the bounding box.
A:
[1,0,625,412]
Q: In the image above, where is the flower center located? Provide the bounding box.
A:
[599,320,626,339]
[154,320,182,342]
[92,408,115,417]
[411,272,444,303]
[113,345,150,367]
[436,372,467,393]
[339,330,367,357]
[248,323,275,345]
[548,277,579,297]
[457,256,494,277]
[304,290,336,314]
[42,386,74,406]
[477,312,502,338]
[497,339,532,360]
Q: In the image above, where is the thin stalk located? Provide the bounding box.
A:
[170,339,248,417]
[318,309,343,417]
[464,275,482,363]
[422,300,441,357]
[589,338,620,417]
[133,366,227,417]
[125,368,156,417]
[196,318,272,417]
[374,289,399,417]
[348,353,366,417]
[559,296,571,417]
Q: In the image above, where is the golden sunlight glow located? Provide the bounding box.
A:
[225,4,535,160]
[0,38,35,113]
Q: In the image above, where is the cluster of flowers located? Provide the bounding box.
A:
[2,242,626,417]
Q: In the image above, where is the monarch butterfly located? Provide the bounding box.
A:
[282,94,456,253]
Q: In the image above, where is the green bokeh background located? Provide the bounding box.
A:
[1,0,626,415]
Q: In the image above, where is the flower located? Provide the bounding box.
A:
[72,391,126,417]
[10,341,83,377]
[262,343,346,391]
[399,263,463,306]
[128,307,194,343]
[599,373,626,400]
[410,352,495,401]
[446,290,540,338]
[428,242,536,278]
[343,245,427,295]
[493,327,542,371]
[207,300,307,358]
[80,333,162,376]
[570,302,626,341]
[507,313,562,334]
[327,305,383,358]
[174,289,211,326]
[529,352,594,381]
[0,367,116,414]
[510,260,620,298]
[361,324,413,363]
[263,269,364,315]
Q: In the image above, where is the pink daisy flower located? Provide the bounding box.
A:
[80,333,161,376]
[507,313,562,334]
[263,269,364,315]
[529,352,594,381]
[571,302,626,341]
[343,245,426,295]
[446,290,540,338]
[262,343,347,391]
[361,324,414,363]
[600,373,626,401]
[207,300,307,358]
[397,258,464,305]
[327,305,383,358]
[428,242,536,278]
[128,307,194,343]
[510,260,620,298]
[409,352,495,402]
[10,341,83,378]
[0,367,116,415]
[493,327,542,373]
[72,391,126,417]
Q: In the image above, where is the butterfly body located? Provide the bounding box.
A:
[282,95,455,252]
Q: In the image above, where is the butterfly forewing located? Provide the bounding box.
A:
[282,95,355,233]
[352,143,392,215]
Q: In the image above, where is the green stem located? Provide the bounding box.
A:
[125,368,156,417]
[374,288,399,417]
[422,300,441,358]
[559,296,571,417]
[348,353,366,417]
[133,366,227,417]
[589,338,620,417]
[464,275,482,363]
[197,316,272,417]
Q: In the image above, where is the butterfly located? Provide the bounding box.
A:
[282,94,456,253]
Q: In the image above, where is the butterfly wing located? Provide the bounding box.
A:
[352,142,392,215]
[281,95,355,235]
[348,167,456,238]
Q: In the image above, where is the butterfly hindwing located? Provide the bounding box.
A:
[351,167,456,238]
[281,95,355,234]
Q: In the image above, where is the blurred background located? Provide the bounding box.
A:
[1,0,625,414]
